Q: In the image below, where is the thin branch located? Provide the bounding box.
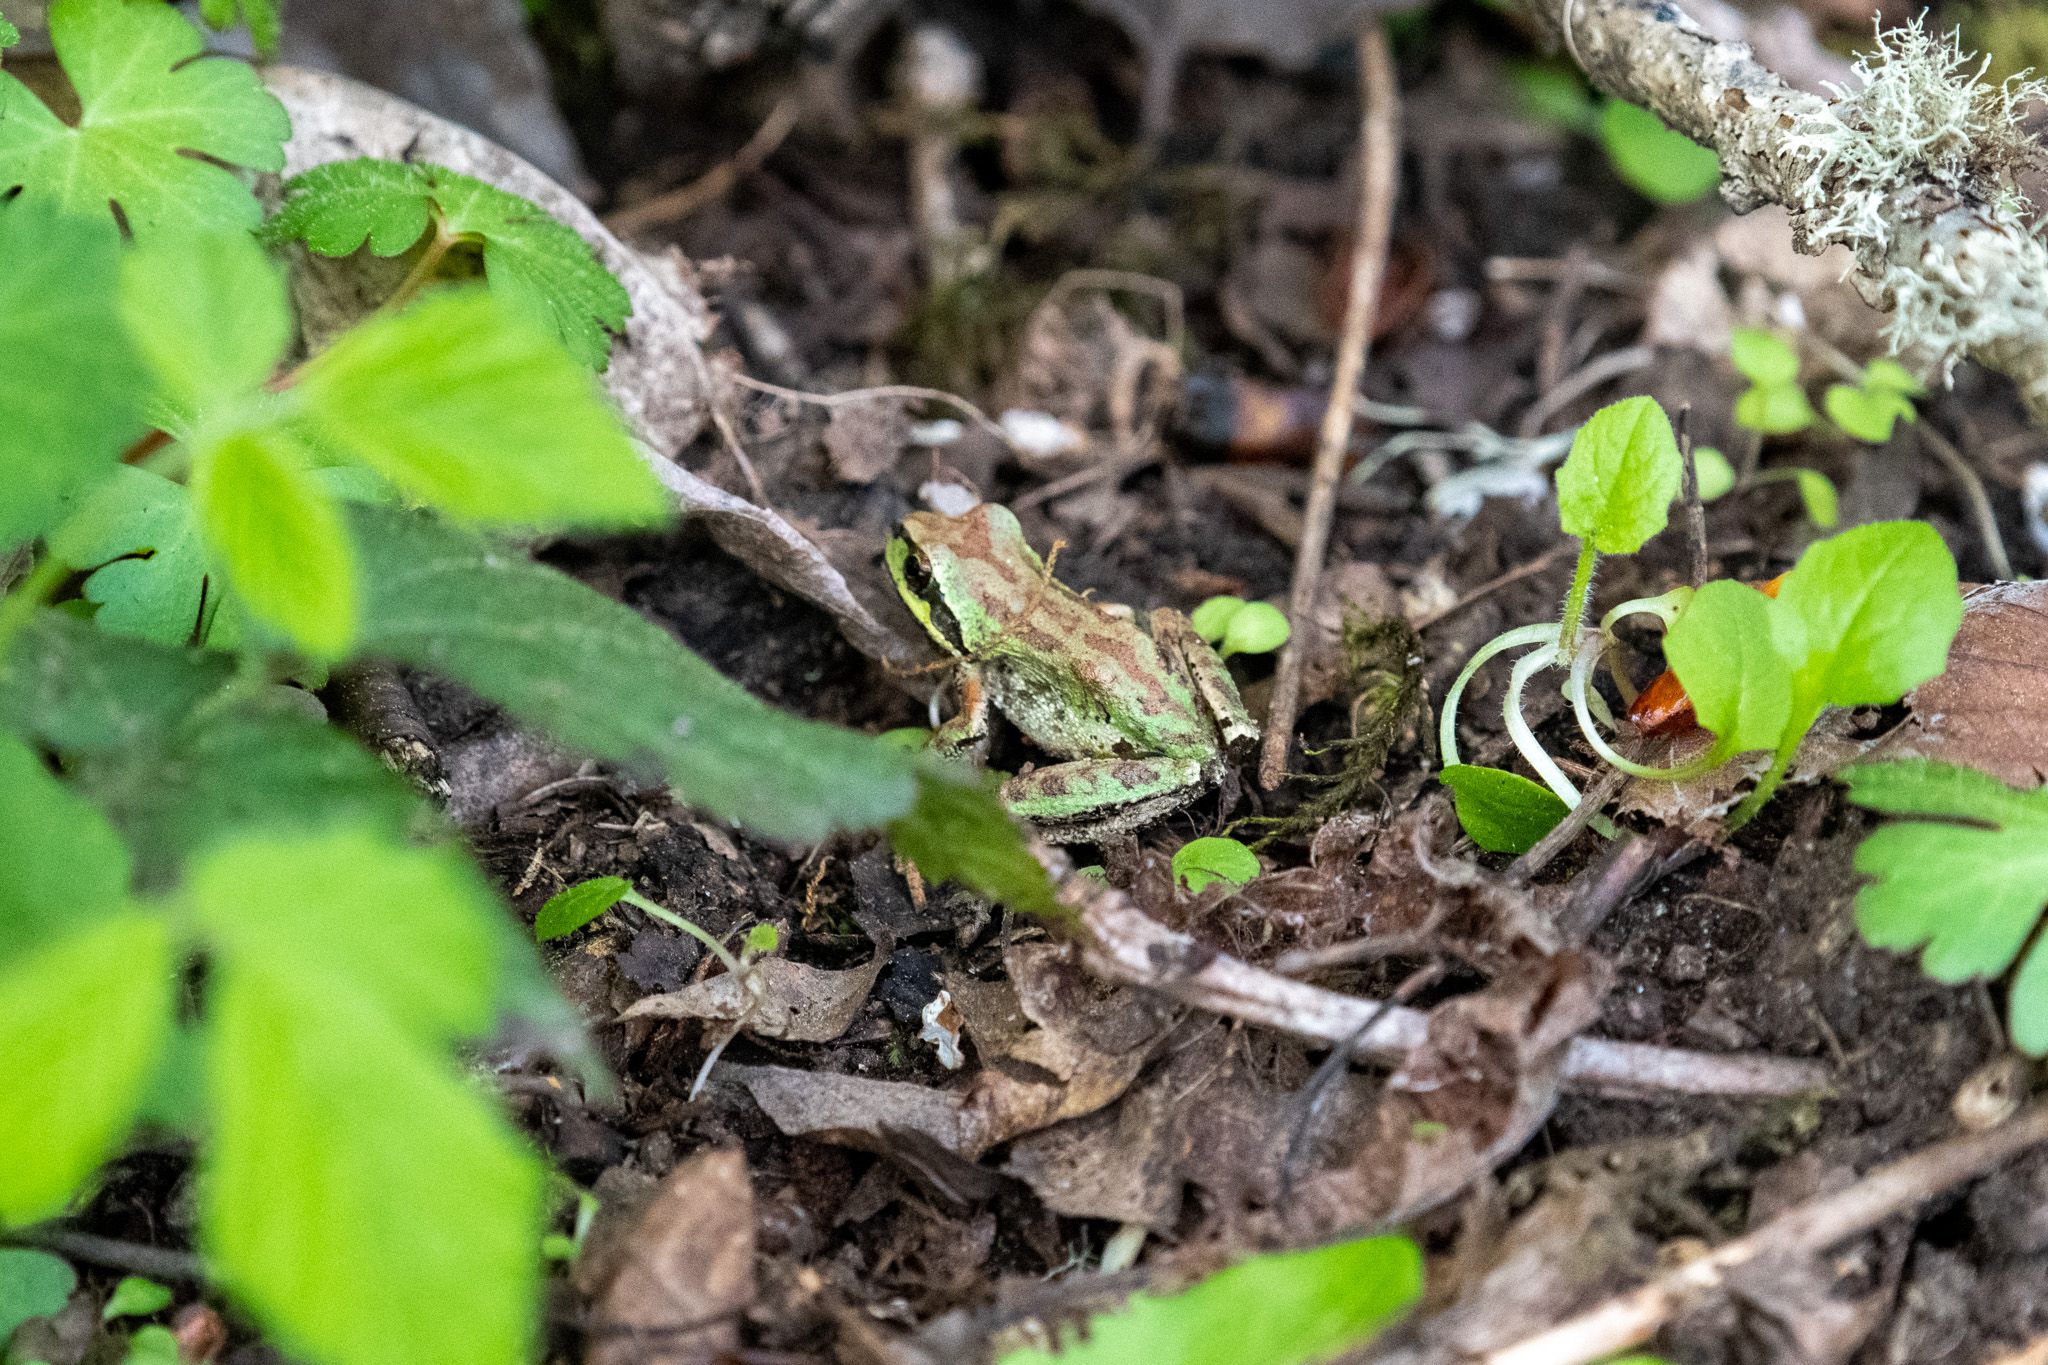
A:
[1479,1100,2048,1365]
[1260,20,1401,788]
[1918,424,2015,581]
[603,95,802,237]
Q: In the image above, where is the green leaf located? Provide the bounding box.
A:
[1221,602,1291,658]
[1729,329,1800,387]
[197,0,282,53]
[1844,760,2048,1054]
[1172,836,1261,893]
[1596,99,1720,204]
[1691,446,1735,501]
[102,1277,172,1322]
[1662,579,1792,757]
[1440,764,1569,854]
[0,202,145,547]
[193,427,358,659]
[0,732,132,961]
[1554,396,1681,554]
[202,965,543,1365]
[534,876,631,942]
[1795,469,1839,529]
[0,914,176,1225]
[0,1249,75,1342]
[1190,596,1246,643]
[51,467,211,647]
[1823,382,1916,443]
[885,766,1063,919]
[0,16,18,47]
[0,0,289,234]
[298,289,664,529]
[121,1324,181,1365]
[192,827,505,1046]
[264,160,632,370]
[1733,382,1817,435]
[120,231,292,424]
[0,612,232,755]
[997,1234,1421,1365]
[1508,59,1597,133]
[1773,520,1961,709]
[1862,358,1924,396]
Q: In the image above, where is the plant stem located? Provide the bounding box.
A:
[1505,643,1582,806]
[1437,621,1560,766]
[382,223,457,316]
[622,890,746,977]
[0,552,67,658]
[1727,731,1802,829]
[1556,540,1598,660]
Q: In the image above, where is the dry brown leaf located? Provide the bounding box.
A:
[1869,580,2048,787]
[621,955,885,1043]
[823,399,913,484]
[586,1149,755,1365]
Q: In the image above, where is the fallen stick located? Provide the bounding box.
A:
[1480,1099,2048,1365]
[1078,890,1829,1100]
[1259,20,1401,789]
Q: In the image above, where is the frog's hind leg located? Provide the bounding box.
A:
[1003,755,1206,844]
[1148,609,1259,753]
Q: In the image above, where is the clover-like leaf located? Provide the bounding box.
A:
[1733,382,1817,435]
[0,0,290,235]
[1823,382,1917,443]
[265,158,631,369]
[1729,329,1800,387]
[1171,836,1261,893]
[1440,764,1568,854]
[1190,595,1247,644]
[1555,395,1681,554]
[1844,759,2048,1054]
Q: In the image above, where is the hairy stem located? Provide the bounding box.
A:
[1557,541,1598,662]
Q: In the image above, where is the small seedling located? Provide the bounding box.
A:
[1843,759,2048,1054]
[1688,444,1837,530]
[1192,596,1291,658]
[1171,835,1261,893]
[1730,329,1818,435]
[541,1185,600,1264]
[121,1326,181,1365]
[535,876,775,977]
[1824,357,1923,443]
[1690,446,1737,501]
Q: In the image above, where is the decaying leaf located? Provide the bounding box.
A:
[586,1149,755,1365]
[824,398,913,484]
[621,955,884,1043]
[1869,580,2048,787]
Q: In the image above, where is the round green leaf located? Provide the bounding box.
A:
[1190,596,1246,644]
[1221,602,1290,658]
[535,876,632,942]
[1823,383,1915,443]
[1690,446,1736,501]
[1862,358,1924,396]
[102,1276,172,1322]
[1662,579,1793,756]
[1172,836,1261,893]
[1773,520,1962,709]
[1734,382,1817,435]
[0,1249,76,1343]
[1439,765,1569,854]
[1729,328,1800,387]
[121,1324,181,1364]
[1597,99,1721,204]
[1555,396,1681,554]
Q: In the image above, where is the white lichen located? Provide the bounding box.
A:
[1778,19,2048,380]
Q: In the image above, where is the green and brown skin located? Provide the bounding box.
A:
[887,503,1259,843]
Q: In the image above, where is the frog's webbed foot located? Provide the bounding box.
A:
[1148,609,1259,754]
[1002,755,1206,843]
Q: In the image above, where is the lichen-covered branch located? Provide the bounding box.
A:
[1520,0,2048,424]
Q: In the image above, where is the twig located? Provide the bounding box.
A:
[1075,886,1830,1100]
[730,373,1015,454]
[603,95,802,238]
[1259,21,1401,789]
[1479,1100,2048,1365]
[1413,543,1578,631]
[1918,424,2016,581]
[1517,344,1656,437]
[5,1226,208,1284]
[1505,763,1627,880]
[1677,404,1710,588]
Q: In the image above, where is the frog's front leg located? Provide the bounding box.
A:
[1002,755,1207,843]
[930,663,994,764]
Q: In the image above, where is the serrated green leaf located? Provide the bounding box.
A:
[192,827,504,1045]
[1662,579,1792,758]
[1597,99,1720,204]
[203,965,543,1365]
[193,428,358,658]
[0,732,132,962]
[0,914,176,1225]
[1554,396,1681,554]
[0,202,146,547]
[998,1234,1421,1365]
[197,0,282,53]
[534,876,631,942]
[1844,760,2048,1053]
[265,159,630,368]
[1171,836,1261,893]
[1729,329,1800,387]
[0,612,232,755]
[1823,382,1916,443]
[102,1277,172,1322]
[0,0,289,234]
[51,467,211,647]
[1795,469,1839,528]
[1440,764,1569,854]
[120,232,292,425]
[298,289,663,528]
[1733,382,1817,435]
[1773,520,1961,709]
[0,1249,76,1341]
